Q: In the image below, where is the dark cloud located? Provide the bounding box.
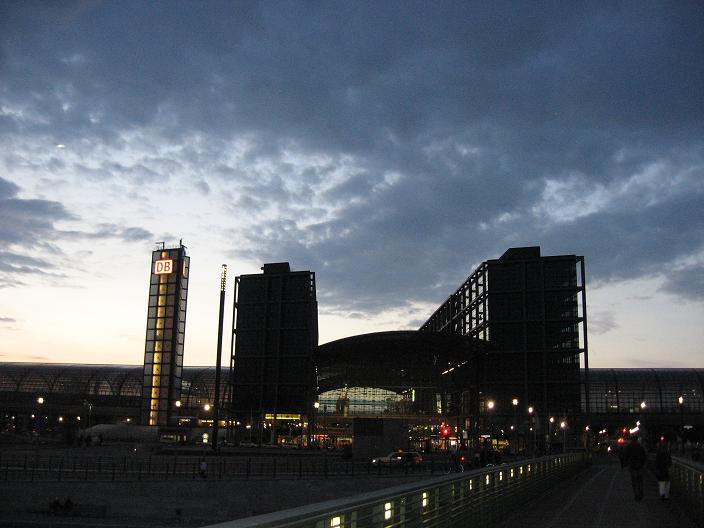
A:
[0,316,16,323]
[0,176,72,286]
[0,176,153,287]
[660,262,704,301]
[589,311,618,336]
[1,2,703,315]
[195,180,210,195]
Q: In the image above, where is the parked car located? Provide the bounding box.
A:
[371,451,423,466]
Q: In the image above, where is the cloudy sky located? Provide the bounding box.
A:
[1,2,702,368]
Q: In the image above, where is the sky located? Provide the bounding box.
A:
[0,1,702,369]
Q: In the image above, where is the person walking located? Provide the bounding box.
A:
[655,442,672,500]
[623,436,647,501]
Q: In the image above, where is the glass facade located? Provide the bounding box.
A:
[140,244,190,426]
[584,369,704,414]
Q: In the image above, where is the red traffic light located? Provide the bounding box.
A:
[441,426,451,437]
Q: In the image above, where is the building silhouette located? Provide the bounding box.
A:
[228,263,318,442]
[140,242,190,426]
[420,247,588,433]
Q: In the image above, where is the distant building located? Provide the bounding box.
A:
[228,263,318,442]
[420,247,588,430]
[140,242,190,426]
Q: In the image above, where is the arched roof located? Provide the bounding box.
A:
[316,331,483,393]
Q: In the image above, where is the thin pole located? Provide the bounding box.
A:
[212,265,227,451]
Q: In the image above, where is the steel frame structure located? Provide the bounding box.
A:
[419,248,589,445]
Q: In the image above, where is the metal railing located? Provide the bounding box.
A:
[0,452,492,482]
[671,456,704,525]
[205,452,589,528]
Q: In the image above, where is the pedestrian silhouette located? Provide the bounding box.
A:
[623,437,647,501]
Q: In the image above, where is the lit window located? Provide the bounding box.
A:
[422,492,428,507]
[485,475,490,485]
[384,502,392,520]
[330,516,341,527]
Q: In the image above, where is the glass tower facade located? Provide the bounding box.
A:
[140,243,190,426]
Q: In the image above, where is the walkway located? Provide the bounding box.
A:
[496,456,696,528]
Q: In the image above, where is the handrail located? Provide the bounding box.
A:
[206,452,589,528]
[671,456,704,525]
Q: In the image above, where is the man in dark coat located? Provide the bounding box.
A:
[623,436,647,501]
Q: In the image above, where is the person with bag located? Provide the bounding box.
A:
[655,442,672,500]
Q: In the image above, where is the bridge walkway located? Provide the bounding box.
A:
[496,456,695,528]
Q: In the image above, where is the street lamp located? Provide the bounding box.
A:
[678,395,685,453]
[511,398,518,454]
[212,264,227,451]
[527,405,536,456]
[203,403,211,412]
[640,401,646,410]
[37,396,44,405]
[560,420,567,451]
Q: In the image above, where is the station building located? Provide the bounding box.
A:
[0,246,701,449]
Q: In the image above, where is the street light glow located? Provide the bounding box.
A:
[175,400,182,408]
[550,416,555,423]
[314,402,320,409]
[640,401,646,409]
[487,400,495,410]
[560,421,566,429]
[678,396,684,405]
[203,403,211,411]
[528,406,534,414]
[512,398,518,406]
[37,396,44,404]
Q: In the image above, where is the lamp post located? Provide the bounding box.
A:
[36,396,45,434]
[678,395,684,453]
[212,264,227,451]
[313,401,320,446]
[511,398,518,454]
[560,421,566,452]
[528,406,535,456]
[486,400,495,448]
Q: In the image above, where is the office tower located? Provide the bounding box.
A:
[140,242,190,426]
[229,263,318,435]
[420,247,588,421]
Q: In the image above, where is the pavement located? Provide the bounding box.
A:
[496,456,696,528]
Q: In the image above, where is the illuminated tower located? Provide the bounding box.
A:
[140,242,190,426]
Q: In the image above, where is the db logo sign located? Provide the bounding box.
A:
[154,259,174,275]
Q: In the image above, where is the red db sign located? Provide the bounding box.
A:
[154,259,174,275]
